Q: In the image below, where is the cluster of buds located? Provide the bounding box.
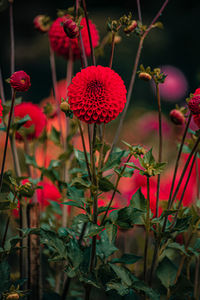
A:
[138,65,167,84]
[107,13,138,35]
[123,141,146,158]
[33,15,51,33]
[169,106,186,126]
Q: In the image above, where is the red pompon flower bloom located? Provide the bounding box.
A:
[68,65,127,124]
[194,88,200,95]
[170,109,185,125]
[49,16,99,60]
[0,99,3,124]
[10,71,31,92]
[188,95,200,115]
[193,114,200,128]
[14,102,46,141]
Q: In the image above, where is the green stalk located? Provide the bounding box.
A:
[143,176,150,282]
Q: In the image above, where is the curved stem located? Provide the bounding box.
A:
[0,89,16,192]
[82,0,96,65]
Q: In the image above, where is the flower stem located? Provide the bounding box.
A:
[194,256,200,299]
[0,89,16,192]
[77,120,92,180]
[82,0,96,66]
[9,0,15,75]
[137,0,142,23]
[100,154,132,226]
[155,83,162,217]
[170,135,200,208]
[143,176,150,282]
[0,66,5,104]
[1,215,10,249]
[97,123,106,173]
[49,42,64,146]
[109,32,116,69]
[110,0,170,153]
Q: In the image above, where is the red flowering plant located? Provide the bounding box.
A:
[1,1,200,300]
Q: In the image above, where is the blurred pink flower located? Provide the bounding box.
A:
[152,65,188,102]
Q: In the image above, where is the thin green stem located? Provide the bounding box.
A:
[143,176,150,282]
[0,89,16,192]
[0,66,5,104]
[77,120,92,180]
[155,83,162,217]
[9,0,15,75]
[82,0,96,65]
[97,123,106,174]
[101,154,132,226]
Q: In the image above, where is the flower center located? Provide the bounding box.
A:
[85,80,104,101]
[20,79,25,84]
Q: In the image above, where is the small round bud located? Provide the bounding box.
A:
[63,17,79,39]
[60,101,70,112]
[139,72,152,81]
[170,109,185,126]
[114,35,121,44]
[33,15,51,33]
[10,71,31,92]
[6,293,19,300]
[188,95,200,114]
[123,20,137,34]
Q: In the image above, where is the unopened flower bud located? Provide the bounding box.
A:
[33,15,51,33]
[124,20,137,34]
[6,294,19,300]
[139,72,152,81]
[60,101,70,112]
[63,17,79,39]
[10,71,31,92]
[170,109,185,126]
[114,35,121,44]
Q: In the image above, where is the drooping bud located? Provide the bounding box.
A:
[123,20,137,34]
[33,15,51,33]
[170,109,185,126]
[188,95,200,114]
[63,17,79,39]
[114,35,122,44]
[139,72,152,81]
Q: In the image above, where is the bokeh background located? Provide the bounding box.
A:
[0,0,200,152]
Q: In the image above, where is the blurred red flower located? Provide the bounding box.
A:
[0,99,3,124]
[49,16,99,60]
[14,102,46,141]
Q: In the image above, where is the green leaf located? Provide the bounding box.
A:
[167,242,188,256]
[114,207,145,229]
[156,257,177,288]
[49,126,61,145]
[85,223,104,238]
[25,154,38,168]
[71,177,91,189]
[133,281,160,300]
[109,264,132,287]
[96,229,118,259]
[103,148,128,171]
[172,216,192,233]
[61,200,84,210]
[99,177,115,192]
[12,114,31,131]
[110,253,142,265]
[105,223,117,243]
[130,188,146,210]
[106,282,130,296]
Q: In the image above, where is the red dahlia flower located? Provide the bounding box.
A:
[49,16,99,60]
[68,65,127,124]
[14,102,46,141]
[10,71,31,92]
[0,99,3,124]
[37,181,61,207]
[188,95,200,115]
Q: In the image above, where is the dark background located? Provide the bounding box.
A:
[0,0,199,115]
